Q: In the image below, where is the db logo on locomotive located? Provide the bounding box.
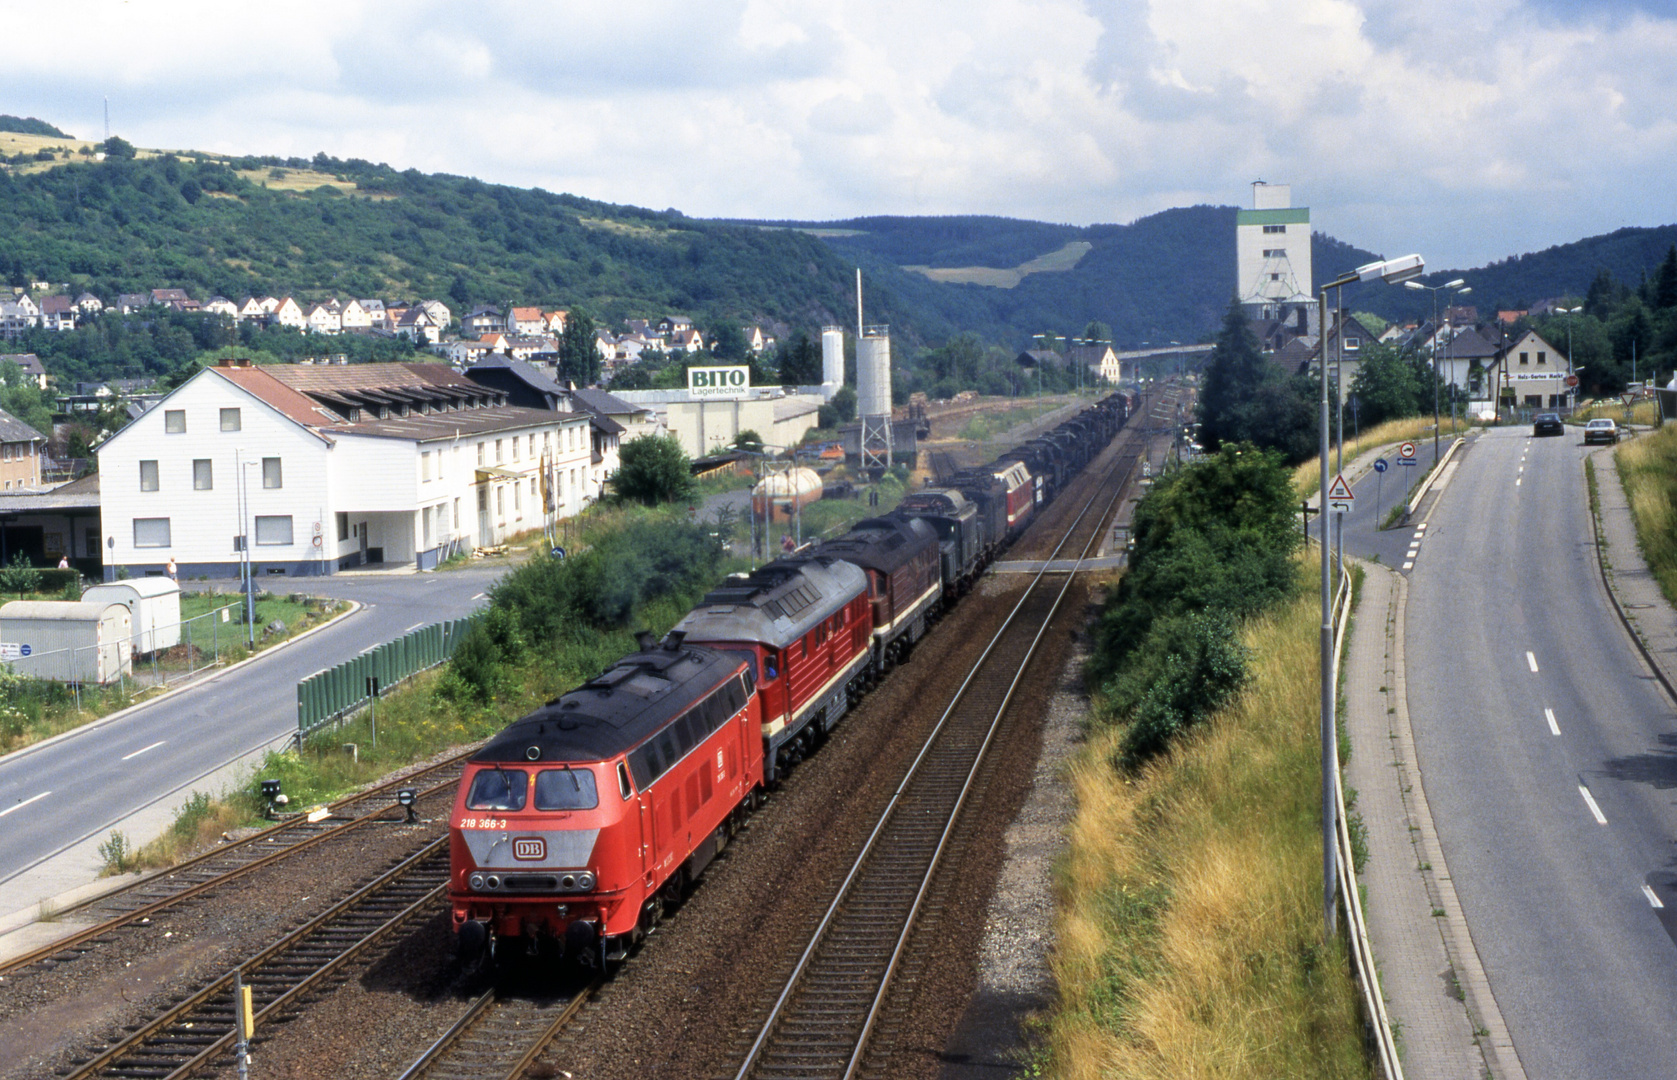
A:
[513,838,546,861]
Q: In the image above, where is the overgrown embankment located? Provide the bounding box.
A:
[1048,444,1367,1078]
[1617,423,1677,605]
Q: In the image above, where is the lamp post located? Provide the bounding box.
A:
[1556,305,1582,413]
[1404,277,1469,465]
[1318,254,1425,942]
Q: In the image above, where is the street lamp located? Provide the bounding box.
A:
[1404,277,1469,465]
[1318,254,1424,943]
[1556,305,1582,412]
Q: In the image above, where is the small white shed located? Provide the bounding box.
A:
[0,601,133,684]
[82,578,183,655]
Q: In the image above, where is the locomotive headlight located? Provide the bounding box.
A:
[486,874,502,890]
[469,873,486,891]
[577,872,596,891]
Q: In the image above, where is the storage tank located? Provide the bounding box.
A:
[821,326,845,398]
[752,467,823,523]
[0,601,133,684]
[83,577,183,655]
[856,328,892,419]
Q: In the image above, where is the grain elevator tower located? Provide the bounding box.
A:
[854,271,892,472]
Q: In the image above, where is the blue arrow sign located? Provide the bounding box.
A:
[1373,458,1388,473]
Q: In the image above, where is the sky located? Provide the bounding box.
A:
[6,0,1677,272]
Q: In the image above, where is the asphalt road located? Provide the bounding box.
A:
[0,565,503,890]
[1403,426,1677,1076]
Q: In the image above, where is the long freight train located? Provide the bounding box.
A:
[449,390,1139,970]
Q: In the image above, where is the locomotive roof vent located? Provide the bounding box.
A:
[663,630,687,651]
[635,630,657,652]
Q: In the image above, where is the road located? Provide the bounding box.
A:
[0,565,502,897]
[1398,427,1677,1076]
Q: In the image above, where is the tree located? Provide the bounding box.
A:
[831,386,857,423]
[1657,246,1677,310]
[1082,320,1113,343]
[1347,343,1422,426]
[732,430,764,452]
[613,435,696,506]
[777,331,823,385]
[710,320,748,361]
[558,308,600,386]
[100,136,136,160]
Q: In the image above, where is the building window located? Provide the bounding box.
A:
[193,459,213,490]
[1263,224,1286,234]
[514,482,523,516]
[165,409,186,433]
[497,487,505,519]
[1519,352,1529,365]
[1270,273,1281,281]
[139,460,159,491]
[1263,248,1286,258]
[255,515,293,545]
[337,512,349,541]
[453,498,461,529]
[133,517,171,548]
[220,408,241,431]
[1537,351,1546,364]
[421,451,432,482]
[262,457,282,489]
[496,438,504,463]
[1344,337,1360,351]
[477,441,485,467]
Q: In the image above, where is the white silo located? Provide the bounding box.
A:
[856,326,892,470]
[820,326,845,402]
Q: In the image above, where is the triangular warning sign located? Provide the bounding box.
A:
[1327,474,1354,501]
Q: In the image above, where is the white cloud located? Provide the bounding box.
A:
[3,0,1676,268]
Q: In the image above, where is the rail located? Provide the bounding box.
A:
[732,414,1147,1080]
[397,983,598,1080]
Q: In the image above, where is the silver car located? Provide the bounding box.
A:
[1583,418,1619,445]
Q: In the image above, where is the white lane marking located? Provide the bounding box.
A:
[1519,466,1524,474]
[1527,651,1540,673]
[1417,523,1428,531]
[1412,531,1425,540]
[1516,478,1522,487]
[1580,785,1608,825]
[1645,885,1665,909]
[472,593,485,600]
[0,791,50,817]
[402,622,425,633]
[1403,561,1414,570]
[122,740,166,761]
[1545,708,1561,736]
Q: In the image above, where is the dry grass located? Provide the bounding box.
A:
[904,240,1094,290]
[1290,413,1470,498]
[1617,424,1677,604]
[1575,398,1661,427]
[1047,579,1368,1079]
[234,167,364,194]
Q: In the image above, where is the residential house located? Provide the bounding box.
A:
[1066,343,1122,385]
[504,335,555,362]
[669,328,704,353]
[0,408,45,490]
[340,299,374,332]
[1499,330,1571,409]
[270,297,307,329]
[0,296,39,343]
[394,307,441,344]
[1433,326,1502,396]
[617,332,658,363]
[415,300,452,330]
[202,296,239,318]
[571,386,663,443]
[624,318,654,339]
[463,305,503,337]
[1015,349,1063,371]
[357,299,387,327]
[595,329,620,361]
[506,306,544,336]
[97,359,594,578]
[74,293,103,316]
[258,296,282,315]
[544,310,569,334]
[657,315,694,338]
[37,295,76,332]
[741,326,776,353]
[466,357,623,508]
[116,293,150,315]
[236,297,267,321]
[306,302,343,335]
[150,288,191,308]
[1304,313,1383,403]
[478,332,511,355]
[1,353,48,389]
[444,339,496,366]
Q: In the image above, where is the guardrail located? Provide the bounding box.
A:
[1330,559,1404,1080]
[296,616,479,740]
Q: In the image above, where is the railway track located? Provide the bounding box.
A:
[397,982,597,1080]
[728,420,1146,1080]
[58,837,449,1080]
[0,747,475,977]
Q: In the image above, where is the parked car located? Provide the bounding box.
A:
[1583,418,1620,445]
[1533,413,1564,437]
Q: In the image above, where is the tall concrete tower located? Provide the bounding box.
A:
[820,325,845,402]
[855,270,892,471]
[1236,182,1312,323]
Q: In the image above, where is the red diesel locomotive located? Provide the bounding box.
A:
[450,638,760,969]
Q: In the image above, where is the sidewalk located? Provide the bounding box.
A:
[1588,442,1677,697]
[1344,564,1522,1079]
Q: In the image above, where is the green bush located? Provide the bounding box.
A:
[0,552,41,593]
[1112,611,1250,765]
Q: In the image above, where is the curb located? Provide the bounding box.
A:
[0,598,363,771]
[1404,435,1468,519]
[1380,563,1528,1079]
[1583,447,1677,711]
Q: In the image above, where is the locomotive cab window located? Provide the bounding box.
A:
[618,762,634,800]
[466,768,527,811]
[535,767,599,811]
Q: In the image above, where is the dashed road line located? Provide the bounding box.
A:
[121,740,166,761]
[1579,785,1608,825]
[0,791,50,817]
[1527,651,1540,673]
[1545,708,1561,736]
[1645,885,1665,909]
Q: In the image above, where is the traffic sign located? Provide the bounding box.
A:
[1327,473,1354,513]
[1373,458,1388,473]
[1398,440,1418,466]
[1565,374,1579,388]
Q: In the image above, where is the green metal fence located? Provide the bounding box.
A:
[296,616,479,739]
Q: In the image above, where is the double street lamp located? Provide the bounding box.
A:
[1318,253,1425,942]
[1404,277,1471,465]
[1555,305,1582,411]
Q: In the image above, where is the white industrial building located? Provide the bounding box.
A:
[97,360,594,578]
[611,382,825,458]
[1237,182,1313,322]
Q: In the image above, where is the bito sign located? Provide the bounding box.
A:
[688,365,752,400]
